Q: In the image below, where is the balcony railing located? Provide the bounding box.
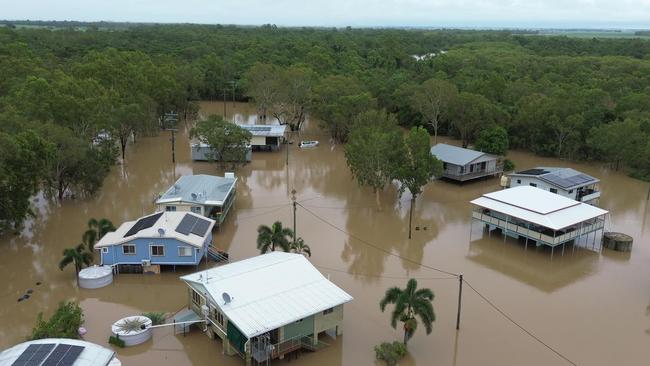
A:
[443,164,503,181]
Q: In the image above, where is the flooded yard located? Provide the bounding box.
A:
[0,101,649,365]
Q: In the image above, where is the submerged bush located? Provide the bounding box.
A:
[30,301,83,340]
[374,341,407,366]
[108,335,125,348]
[142,312,166,326]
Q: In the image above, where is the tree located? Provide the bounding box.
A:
[256,221,294,253]
[30,301,84,340]
[374,341,407,366]
[379,279,435,345]
[271,65,315,131]
[450,92,496,148]
[83,218,116,252]
[243,63,280,120]
[59,243,93,282]
[474,125,509,156]
[189,114,252,166]
[588,118,648,171]
[410,79,458,143]
[394,127,443,239]
[345,110,402,206]
[290,237,312,257]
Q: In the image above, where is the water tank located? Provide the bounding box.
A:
[224,172,235,179]
[78,265,113,289]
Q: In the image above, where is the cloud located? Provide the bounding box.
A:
[1,0,649,28]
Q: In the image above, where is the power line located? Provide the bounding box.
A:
[236,195,322,211]
[297,202,459,278]
[463,280,577,366]
[236,206,289,221]
[313,263,458,281]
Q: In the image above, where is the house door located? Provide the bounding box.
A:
[481,162,486,170]
[470,164,474,173]
[270,328,279,343]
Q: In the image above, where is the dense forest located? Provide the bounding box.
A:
[1,23,649,230]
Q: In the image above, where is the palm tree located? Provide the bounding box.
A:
[290,237,312,257]
[59,243,93,282]
[83,218,116,252]
[257,221,293,253]
[379,279,435,346]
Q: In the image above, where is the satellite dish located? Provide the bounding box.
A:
[191,193,198,200]
[222,292,232,305]
[157,228,165,236]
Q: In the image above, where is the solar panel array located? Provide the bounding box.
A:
[176,214,211,237]
[41,344,84,366]
[517,168,548,176]
[123,212,164,237]
[11,343,55,366]
[541,173,595,189]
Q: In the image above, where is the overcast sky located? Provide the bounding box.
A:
[2,0,650,28]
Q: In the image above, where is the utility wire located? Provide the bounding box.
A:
[463,280,578,366]
[297,202,459,278]
[314,264,458,281]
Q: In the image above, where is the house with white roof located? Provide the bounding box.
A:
[180,252,353,364]
[156,174,237,226]
[0,338,120,366]
[430,143,503,182]
[95,211,215,272]
[507,167,601,204]
[470,186,608,254]
[236,124,287,151]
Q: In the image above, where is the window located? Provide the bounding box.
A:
[102,247,108,253]
[529,183,537,187]
[516,179,521,184]
[122,244,136,255]
[165,206,177,212]
[191,290,201,305]
[550,188,558,194]
[191,206,202,214]
[568,189,574,194]
[150,245,165,256]
[323,308,334,315]
[179,246,192,257]
[211,307,225,326]
[442,162,448,170]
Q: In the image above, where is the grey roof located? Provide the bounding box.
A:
[510,167,599,189]
[430,143,495,166]
[0,338,116,366]
[156,174,237,206]
[237,124,287,137]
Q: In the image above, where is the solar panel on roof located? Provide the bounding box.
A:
[42,344,84,366]
[517,168,548,176]
[542,174,574,189]
[176,214,199,235]
[12,343,55,366]
[124,212,164,237]
[190,218,211,236]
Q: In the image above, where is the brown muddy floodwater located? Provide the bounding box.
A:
[1,101,649,366]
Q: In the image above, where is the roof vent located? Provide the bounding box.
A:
[173,184,181,193]
[225,172,235,179]
[157,228,165,236]
[222,292,233,305]
[191,193,198,200]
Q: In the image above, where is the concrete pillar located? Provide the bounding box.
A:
[336,324,343,336]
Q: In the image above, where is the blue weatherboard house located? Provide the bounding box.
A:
[95,211,215,271]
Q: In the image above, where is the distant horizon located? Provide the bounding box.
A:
[2,19,650,31]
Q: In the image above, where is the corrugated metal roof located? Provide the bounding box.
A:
[156,174,237,206]
[181,252,353,338]
[470,186,608,230]
[237,124,287,137]
[95,212,214,248]
[0,339,116,366]
[430,143,494,166]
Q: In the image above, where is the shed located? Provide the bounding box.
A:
[236,124,287,151]
[430,143,502,182]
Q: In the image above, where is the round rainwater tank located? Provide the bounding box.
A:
[78,265,113,289]
[111,316,153,346]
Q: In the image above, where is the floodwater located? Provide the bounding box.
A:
[1,101,649,366]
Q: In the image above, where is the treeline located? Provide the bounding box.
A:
[1,24,650,229]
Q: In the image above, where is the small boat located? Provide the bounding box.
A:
[299,140,319,148]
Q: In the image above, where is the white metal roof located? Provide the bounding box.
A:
[0,338,116,366]
[180,252,353,338]
[156,174,237,206]
[236,124,287,137]
[470,186,608,230]
[95,211,214,249]
[430,143,495,166]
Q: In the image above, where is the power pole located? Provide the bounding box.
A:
[456,274,463,330]
[163,112,178,164]
[291,189,297,244]
[223,88,227,117]
[171,129,176,163]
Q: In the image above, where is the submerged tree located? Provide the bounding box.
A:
[345,109,402,206]
[83,218,116,252]
[474,125,509,156]
[190,114,252,166]
[290,237,312,257]
[59,243,93,282]
[30,301,84,340]
[394,127,442,239]
[380,279,435,346]
[256,221,294,253]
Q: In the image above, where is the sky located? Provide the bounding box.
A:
[2,0,650,29]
